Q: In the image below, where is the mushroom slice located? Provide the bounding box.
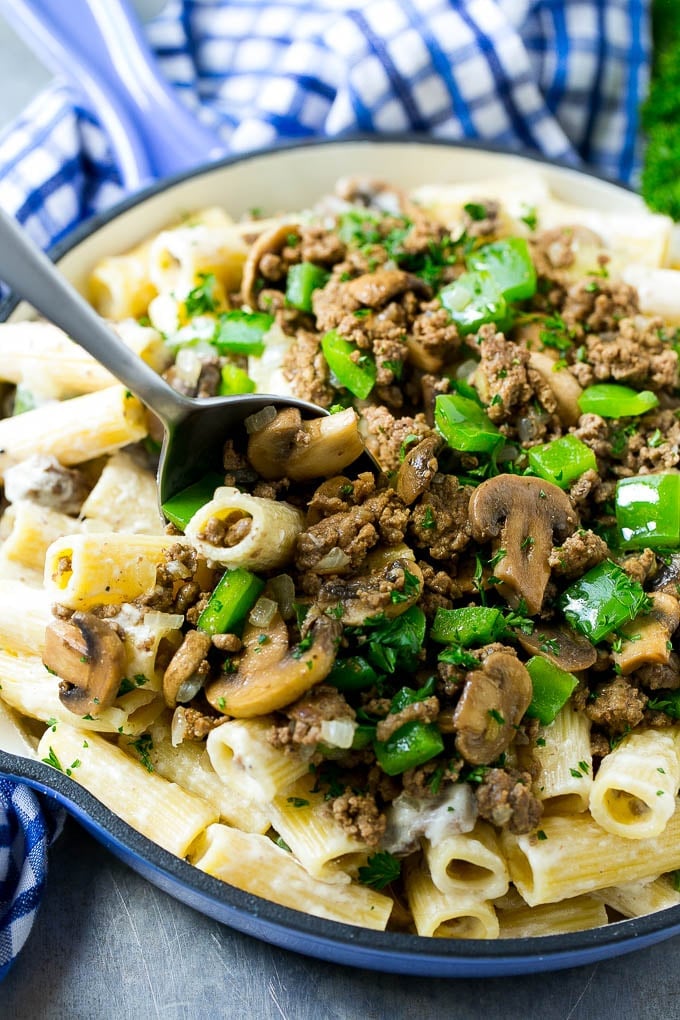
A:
[528,352,583,427]
[43,612,126,716]
[205,611,341,717]
[315,558,423,627]
[345,269,431,308]
[395,435,442,505]
[240,221,299,307]
[469,475,578,615]
[162,629,213,707]
[613,592,680,676]
[453,652,533,765]
[247,406,364,481]
[517,623,596,672]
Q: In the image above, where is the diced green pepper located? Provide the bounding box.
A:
[466,238,537,303]
[524,655,579,726]
[212,310,274,356]
[434,393,504,455]
[197,567,265,635]
[285,262,330,312]
[161,471,224,530]
[560,559,651,644]
[12,384,37,415]
[351,724,376,750]
[577,384,659,418]
[615,473,680,548]
[430,606,505,646]
[439,269,510,335]
[321,330,377,399]
[218,363,256,395]
[326,656,381,692]
[527,433,597,489]
[374,720,444,776]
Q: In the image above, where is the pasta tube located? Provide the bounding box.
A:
[206,717,312,803]
[404,858,499,939]
[37,724,217,856]
[533,706,592,813]
[423,821,509,900]
[589,727,680,839]
[1,501,106,573]
[79,451,164,535]
[0,579,51,653]
[502,807,680,906]
[496,895,608,938]
[596,875,680,918]
[0,386,148,479]
[44,533,183,609]
[190,824,393,931]
[185,486,304,570]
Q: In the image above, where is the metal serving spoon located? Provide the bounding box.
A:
[0,207,327,505]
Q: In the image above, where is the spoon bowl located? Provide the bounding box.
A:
[0,207,329,506]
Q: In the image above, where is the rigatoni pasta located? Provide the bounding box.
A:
[4,171,680,946]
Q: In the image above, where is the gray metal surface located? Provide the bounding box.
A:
[2,5,680,1017]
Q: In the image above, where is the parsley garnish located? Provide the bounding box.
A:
[184,272,219,317]
[131,733,154,773]
[41,746,64,772]
[358,851,401,890]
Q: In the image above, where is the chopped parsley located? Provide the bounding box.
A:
[131,734,154,773]
[184,272,219,317]
[358,851,401,890]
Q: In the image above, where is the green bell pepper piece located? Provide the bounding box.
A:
[197,567,265,635]
[466,238,537,303]
[12,384,37,415]
[577,384,659,418]
[525,655,579,726]
[212,310,274,356]
[439,269,509,335]
[285,262,330,312]
[374,720,444,776]
[430,606,506,646]
[321,330,377,399]
[560,559,651,643]
[219,363,256,395]
[615,473,680,548]
[527,433,597,489]
[434,393,504,455]
[351,724,376,750]
[327,656,381,692]
[161,471,224,530]
[389,675,437,713]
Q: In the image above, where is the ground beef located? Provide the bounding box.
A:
[419,372,451,425]
[375,696,440,742]
[620,548,657,585]
[586,676,647,732]
[407,302,460,373]
[409,473,473,561]
[635,655,680,691]
[3,454,90,515]
[211,633,242,653]
[361,406,433,472]
[572,414,612,459]
[560,278,640,336]
[401,758,462,796]
[282,329,334,407]
[549,529,609,580]
[577,316,678,392]
[331,791,386,847]
[268,685,355,747]
[298,224,346,265]
[619,408,680,474]
[174,706,225,741]
[590,730,611,759]
[163,630,212,700]
[295,488,409,573]
[475,768,543,835]
[475,326,534,424]
[198,514,252,548]
[306,472,376,522]
[567,468,604,517]
[461,199,501,238]
[138,544,201,611]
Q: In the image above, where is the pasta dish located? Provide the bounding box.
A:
[2,170,680,940]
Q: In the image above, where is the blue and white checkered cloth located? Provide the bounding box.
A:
[0,0,651,978]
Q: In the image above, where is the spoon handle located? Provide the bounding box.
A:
[0,207,189,425]
[3,0,226,189]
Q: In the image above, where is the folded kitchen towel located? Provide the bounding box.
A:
[0,0,651,977]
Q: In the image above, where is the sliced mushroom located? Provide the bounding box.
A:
[345,269,431,308]
[314,558,423,626]
[395,435,442,505]
[469,475,578,615]
[162,629,213,707]
[453,652,533,765]
[205,611,341,717]
[613,592,680,676]
[241,221,299,307]
[247,407,364,481]
[43,612,126,716]
[517,622,597,672]
[528,351,584,426]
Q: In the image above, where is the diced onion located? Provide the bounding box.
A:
[314,547,351,573]
[143,612,185,631]
[171,706,189,747]
[269,573,296,620]
[244,405,277,434]
[164,559,192,580]
[320,718,357,749]
[175,347,203,387]
[176,675,204,704]
[248,595,278,628]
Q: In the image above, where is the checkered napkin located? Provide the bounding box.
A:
[0,0,651,978]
